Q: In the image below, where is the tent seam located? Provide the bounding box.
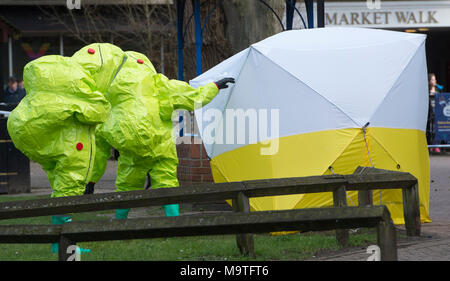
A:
[322,129,363,175]
[367,130,401,167]
[208,49,252,159]
[204,50,253,181]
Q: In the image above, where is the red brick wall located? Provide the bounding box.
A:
[176,140,232,211]
[176,141,214,186]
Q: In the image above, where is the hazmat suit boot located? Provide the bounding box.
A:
[115,208,130,220]
[163,204,179,217]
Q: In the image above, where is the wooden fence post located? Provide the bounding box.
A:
[353,166,373,207]
[333,185,349,247]
[377,219,398,261]
[402,183,421,236]
[358,190,373,207]
[58,236,77,261]
[232,192,255,257]
[352,166,420,236]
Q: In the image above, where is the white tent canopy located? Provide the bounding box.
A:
[191,27,428,160]
[189,27,430,224]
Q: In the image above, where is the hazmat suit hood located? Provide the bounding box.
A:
[72,43,127,94]
[103,50,157,107]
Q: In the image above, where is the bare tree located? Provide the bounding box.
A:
[222,0,284,53]
[38,0,232,80]
[39,1,178,76]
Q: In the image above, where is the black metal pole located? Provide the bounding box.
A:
[304,0,314,28]
[176,0,186,81]
[285,0,296,30]
[193,0,202,76]
[317,0,325,28]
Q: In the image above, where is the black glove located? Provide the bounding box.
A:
[84,182,95,195]
[214,77,235,89]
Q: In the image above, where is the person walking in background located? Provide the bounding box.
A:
[2,76,25,104]
[17,79,26,97]
[427,73,443,153]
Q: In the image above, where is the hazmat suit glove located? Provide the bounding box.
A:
[214,78,235,89]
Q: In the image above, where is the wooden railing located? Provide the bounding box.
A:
[0,167,419,261]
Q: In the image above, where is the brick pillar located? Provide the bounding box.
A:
[176,138,213,186]
[177,138,232,211]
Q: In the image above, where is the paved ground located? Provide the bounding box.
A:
[311,153,450,261]
[12,153,450,260]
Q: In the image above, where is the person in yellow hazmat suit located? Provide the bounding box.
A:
[83,50,235,219]
[7,43,127,253]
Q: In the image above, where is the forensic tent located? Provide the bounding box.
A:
[190,27,431,225]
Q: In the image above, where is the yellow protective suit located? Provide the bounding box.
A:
[7,43,126,198]
[88,51,219,196]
